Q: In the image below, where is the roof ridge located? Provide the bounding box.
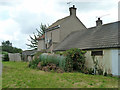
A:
[48,16,70,29]
[88,21,120,29]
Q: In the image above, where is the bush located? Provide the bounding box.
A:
[29,58,41,69]
[28,52,42,68]
[29,51,42,69]
[2,52,9,61]
[64,48,86,72]
[98,68,103,75]
[88,68,94,75]
[34,51,42,59]
[29,48,86,73]
[55,51,65,56]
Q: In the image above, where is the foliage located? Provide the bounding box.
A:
[2,51,9,61]
[29,58,41,69]
[1,40,22,61]
[26,24,48,49]
[98,68,103,75]
[39,54,66,70]
[55,51,66,56]
[28,51,42,69]
[1,40,22,53]
[28,52,66,71]
[2,40,12,46]
[2,51,8,55]
[92,56,104,75]
[29,48,86,73]
[34,51,42,59]
[2,61,119,88]
[64,48,86,72]
[88,68,94,75]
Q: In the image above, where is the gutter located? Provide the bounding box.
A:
[45,25,60,32]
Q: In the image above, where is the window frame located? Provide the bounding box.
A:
[91,51,103,56]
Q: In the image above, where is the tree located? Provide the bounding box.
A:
[2,40,12,47]
[2,40,22,53]
[26,23,48,49]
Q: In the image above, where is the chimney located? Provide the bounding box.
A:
[96,18,103,27]
[69,5,77,16]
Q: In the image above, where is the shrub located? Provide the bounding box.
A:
[104,72,107,76]
[55,51,66,56]
[2,52,9,61]
[88,68,94,75]
[29,58,41,69]
[64,48,86,72]
[98,68,103,75]
[34,51,42,59]
[29,51,42,69]
[28,48,86,73]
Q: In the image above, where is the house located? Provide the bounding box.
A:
[54,18,120,76]
[37,35,45,51]
[37,5,120,76]
[37,5,86,52]
[22,49,36,62]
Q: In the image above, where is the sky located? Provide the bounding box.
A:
[0,0,119,50]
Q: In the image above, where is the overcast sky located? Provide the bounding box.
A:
[0,0,119,50]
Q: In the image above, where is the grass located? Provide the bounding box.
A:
[2,61,119,88]
[0,76,2,90]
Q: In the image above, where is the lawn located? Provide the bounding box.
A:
[2,61,119,88]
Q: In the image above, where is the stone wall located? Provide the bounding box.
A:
[8,53,21,61]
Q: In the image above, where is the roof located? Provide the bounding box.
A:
[22,49,37,56]
[54,21,120,51]
[47,16,70,30]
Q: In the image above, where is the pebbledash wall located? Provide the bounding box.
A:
[85,48,120,76]
[38,39,45,51]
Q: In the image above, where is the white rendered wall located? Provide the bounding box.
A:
[111,49,119,76]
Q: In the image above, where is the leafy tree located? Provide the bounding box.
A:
[2,40,12,47]
[2,40,22,53]
[26,23,48,49]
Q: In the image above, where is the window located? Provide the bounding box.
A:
[91,51,103,56]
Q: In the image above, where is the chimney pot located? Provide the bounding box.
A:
[96,18,103,27]
[73,5,75,8]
